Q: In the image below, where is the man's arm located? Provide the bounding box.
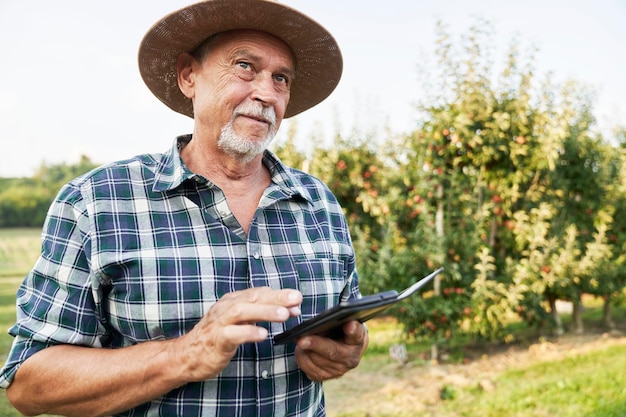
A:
[6,287,302,417]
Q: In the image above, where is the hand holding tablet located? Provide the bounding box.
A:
[273,267,444,345]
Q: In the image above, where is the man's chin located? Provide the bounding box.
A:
[219,122,275,162]
[218,140,269,163]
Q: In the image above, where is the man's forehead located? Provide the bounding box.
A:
[229,47,295,76]
[210,30,295,71]
[213,30,293,57]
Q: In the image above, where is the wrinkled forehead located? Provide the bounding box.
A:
[193,29,296,69]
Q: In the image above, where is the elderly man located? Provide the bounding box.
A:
[0,1,368,416]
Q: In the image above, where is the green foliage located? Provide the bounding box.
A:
[469,248,528,341]
[395,19,626,341]
[440,384,456,401]
[0,156,98,228]
[0,182,51,227]
[400,283,471,342]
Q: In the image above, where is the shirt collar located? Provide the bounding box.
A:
[152,134,313,204]
[152,135,196,193]
[263,149,313,204]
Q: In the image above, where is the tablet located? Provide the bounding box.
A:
[273,267,443,345]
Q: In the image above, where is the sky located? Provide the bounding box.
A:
[0,0,625,178]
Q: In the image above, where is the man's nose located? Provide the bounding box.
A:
[250,73,279,106]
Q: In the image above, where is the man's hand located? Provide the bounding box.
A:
[171,287,303,382]
[294,321,369,381]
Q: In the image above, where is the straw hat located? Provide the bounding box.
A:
[138,0,343,119]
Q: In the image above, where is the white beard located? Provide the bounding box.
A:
[217,103,278,163]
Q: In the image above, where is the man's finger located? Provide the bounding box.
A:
[213,302,290,326]
[222,287,302,308]
[220,325,269,348]
[211,288,303,325]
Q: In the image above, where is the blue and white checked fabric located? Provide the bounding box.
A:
[0,135,360,416]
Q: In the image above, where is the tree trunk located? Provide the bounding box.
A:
[488,219,498,275]
[572,299,584,335]
[601,295,615,330]
[547,293,564,336]
[430,343,439,364]
[431,181,445,363]
[434,182,444,297]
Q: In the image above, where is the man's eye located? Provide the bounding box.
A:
[237,61,251,70]
[274,74,290,86]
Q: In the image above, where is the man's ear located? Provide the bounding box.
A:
[177,52,196,99]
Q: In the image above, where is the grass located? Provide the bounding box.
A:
[325,319,626,417]
[0,228,41,278]
[324,298,626,416]
[434,343,626,417]
[1,228,626,416]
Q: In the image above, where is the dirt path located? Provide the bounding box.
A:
[324,330,626,416]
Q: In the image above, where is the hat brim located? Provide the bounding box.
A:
[138,0,343,119]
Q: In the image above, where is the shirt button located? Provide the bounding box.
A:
[253,252,260,260]
[261,370,269,379]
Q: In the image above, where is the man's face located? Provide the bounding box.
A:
[184,30,295,156]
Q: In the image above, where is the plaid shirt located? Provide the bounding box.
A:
[0,135,360,417]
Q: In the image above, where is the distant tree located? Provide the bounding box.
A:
[33,155,99,192]
[379,19,622,342]
[0,156,98,228]
[0,181,51,227]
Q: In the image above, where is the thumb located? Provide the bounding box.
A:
[342,321,366,345]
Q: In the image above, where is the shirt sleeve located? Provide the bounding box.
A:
[0,183,108,388]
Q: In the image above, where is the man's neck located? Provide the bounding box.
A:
[179,136,271,234]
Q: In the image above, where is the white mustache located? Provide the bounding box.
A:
[233,102,277,126]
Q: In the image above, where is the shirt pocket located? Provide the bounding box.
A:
[294,258,346,320]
